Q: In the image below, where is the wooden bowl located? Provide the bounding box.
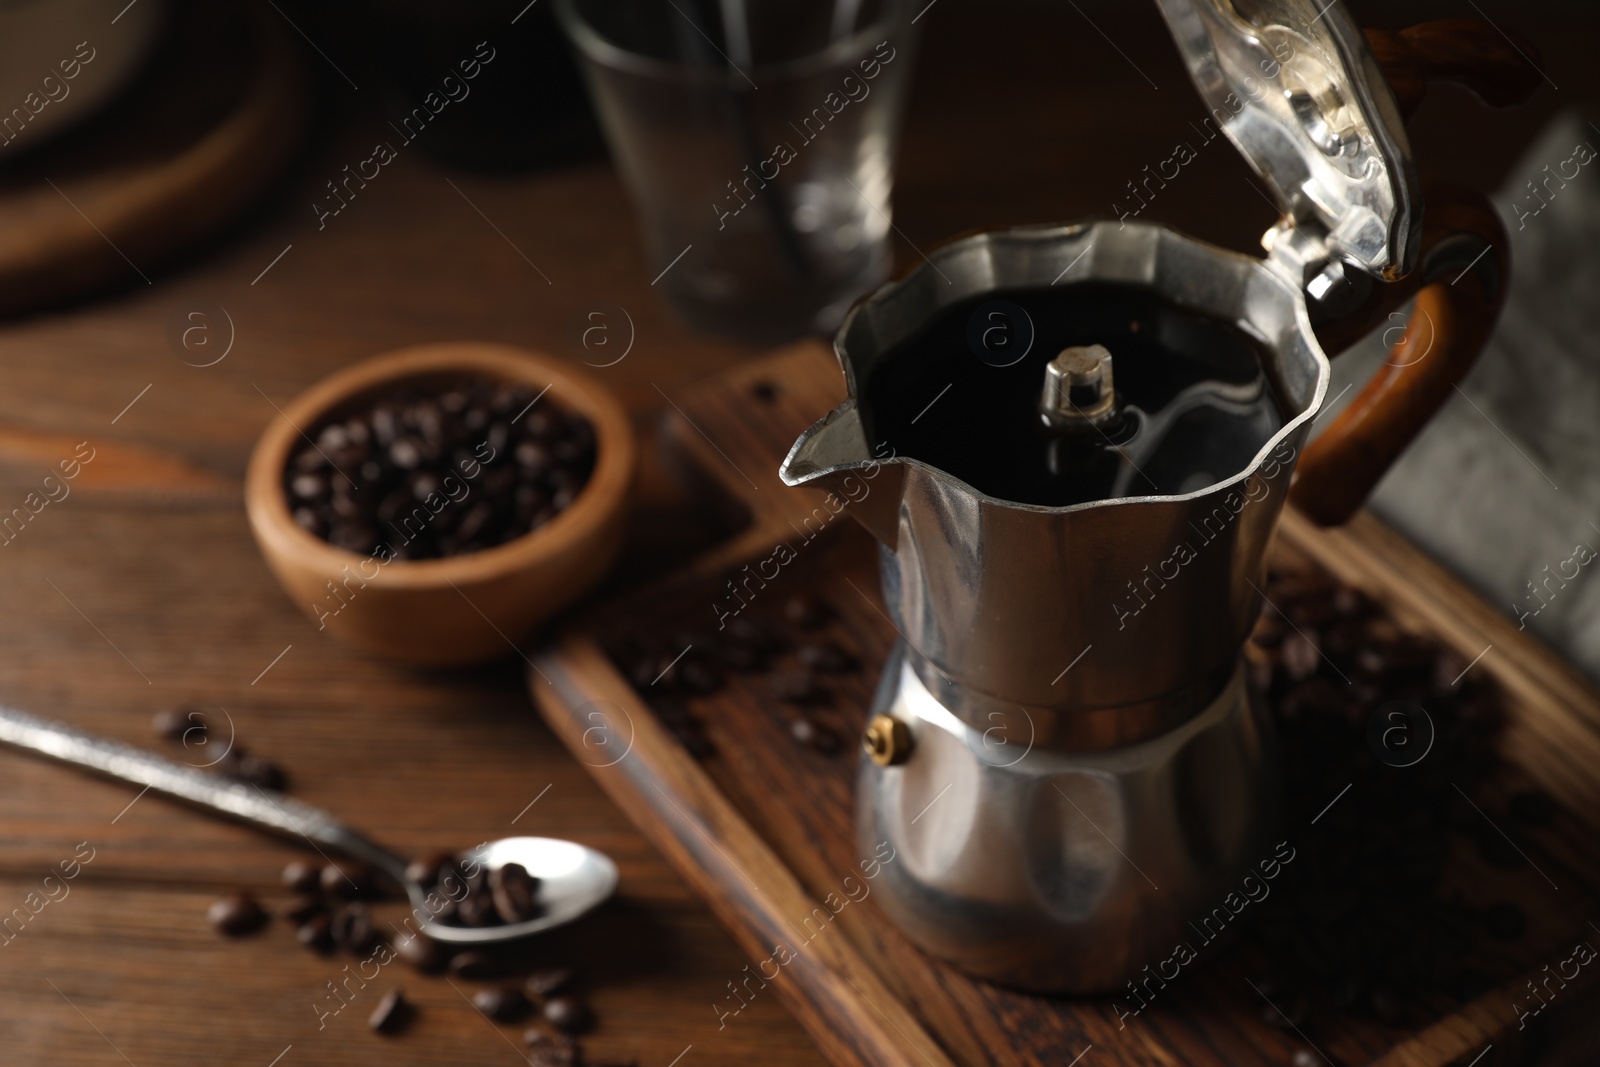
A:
[245,342,635,667]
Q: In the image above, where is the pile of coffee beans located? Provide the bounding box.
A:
[152,705,288,791]
[205,854,614,1054]
[1243,567,1549,1054]
[611,593,865,758]
[285,377,597,560]
[403,851,544,928]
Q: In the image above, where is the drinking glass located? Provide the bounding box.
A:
[555,0,919,344]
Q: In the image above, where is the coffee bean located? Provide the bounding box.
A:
[284,896,326,926]
[449,950,498,979]
[404,851,456,889]
[1279,632,1320,682]
[297,913,335,954]
[543,994,593,1033]
[369,988,410,1034]
[1485,901,1526,941]
[330,903,376,953]
[524,1033,577,1067]
[489,863,542,924]
[809,724,843,756]
[1370,984,1406,1025]
[678,658,723,695]
[474,987,533,1021]
[725,616,782,655]
[1508,789,1555,826]
[282,861,321,894]
[526,967,575,998]
[220,753,287,792]
[393,931,448,974]
[797,641,857,674]
[770,670,827,705]
[457,890,498,927]
[523,1028,575,1049]
[152,706,206,742]
[783,594,833,629]
[320,861,375,899]
[1261,992,1306,1029]
[208,893,267,936]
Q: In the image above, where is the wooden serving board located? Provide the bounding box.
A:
[531,342,1600,1067]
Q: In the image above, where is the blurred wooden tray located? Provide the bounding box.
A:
[531,341,1600,1067]
[0,0,308,315]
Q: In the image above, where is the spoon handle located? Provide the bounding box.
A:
[0,705,405,877]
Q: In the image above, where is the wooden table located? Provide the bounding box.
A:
[0,4,1593,1065]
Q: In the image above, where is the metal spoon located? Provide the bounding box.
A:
[0,705,617,944]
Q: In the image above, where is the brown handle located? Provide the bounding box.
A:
[1289,182,1510,526]
[1366,18,1544,120]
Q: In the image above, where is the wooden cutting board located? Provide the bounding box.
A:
[530,341,1600,1067]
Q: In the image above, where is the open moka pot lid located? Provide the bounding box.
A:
[1156,0,1422,284]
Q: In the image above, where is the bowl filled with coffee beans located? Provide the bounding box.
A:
[245,342,635,665]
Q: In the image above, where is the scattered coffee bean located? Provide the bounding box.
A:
[797,641,857,674]
[152,706,206,742]
[218,752,287,791]
[1485,901,1527,941]
[524,1033,578,1067]
[207,893,267,936]
[678,658,723,695]
[725,617,782,655]
[1370,984,1405,1026]
[369,988,411,1034]
[524,1029,575,1050]
[544,994,594,1034]
[457,890,499,927]
[489,863,543,925]
[770,670,827,705]
[1246,567,1517,1029]
[297,913,335,954]
[321,861,375,899]
[1260,992,1307,1030]
[330,902,376,953]
[474,986,533,1022]
[1278,631,1320,682]
[449,950,498,980]
[393,931,448,974]
[282,860,321,894]
[286,378,597,560]
[283,895,326,925]
[809,724,843,756]
[526,967,575,998]
[783,594,833,629]
[405,851,455,888]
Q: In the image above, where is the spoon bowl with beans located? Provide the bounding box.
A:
[0,704,619,945]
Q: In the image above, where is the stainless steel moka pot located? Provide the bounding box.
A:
[780,0,1510,992]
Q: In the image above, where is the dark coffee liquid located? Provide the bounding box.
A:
[861,283,1286,507]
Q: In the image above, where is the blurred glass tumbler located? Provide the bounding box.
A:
[555,0,918,343]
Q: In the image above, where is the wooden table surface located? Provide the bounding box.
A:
[0,3,1594,1065]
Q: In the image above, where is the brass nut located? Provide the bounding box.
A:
[864,715,912,767]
